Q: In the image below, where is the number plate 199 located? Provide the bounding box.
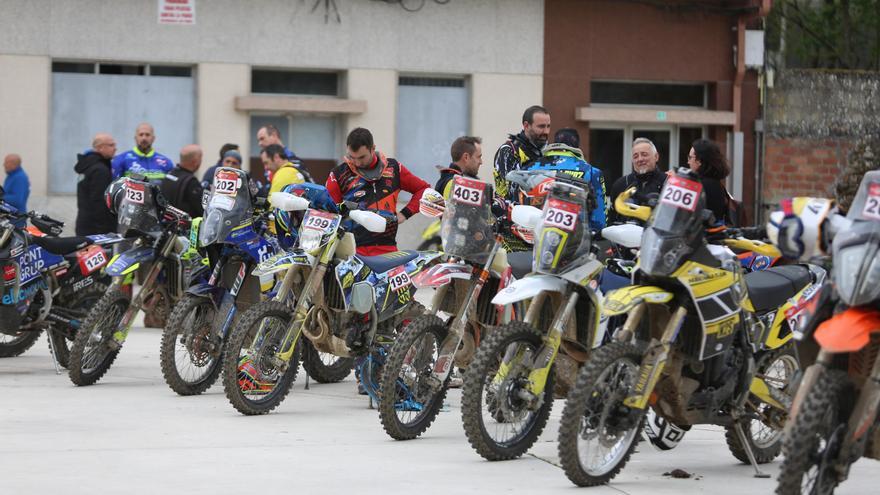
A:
[661,176,702,212]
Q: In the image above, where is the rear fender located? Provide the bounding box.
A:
[412,262,472,289]
[602,285,674,316]
[814,307,880,353]
[105,247,155,277]
[491,274,566,306]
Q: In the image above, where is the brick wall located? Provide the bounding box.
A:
[763,137,851,206]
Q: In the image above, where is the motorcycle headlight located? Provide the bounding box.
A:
[299,229,324,253]
[835,243,880,306]
[640,229,689,277]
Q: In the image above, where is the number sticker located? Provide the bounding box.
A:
[76,245,108,275]
[214,170,239,196]
[862,183,880,220]
[387,266,412,292]
[451,177,486,206]
[125,183,145,204]
[543,198,580,232]
[660,176,702,212]
[302,210,339,233]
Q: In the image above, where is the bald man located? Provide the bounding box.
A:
[111,122,174,181]
[75,133,118,235]
[3,154,30,214]
[160,144,204,218]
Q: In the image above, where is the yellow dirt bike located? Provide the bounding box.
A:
[557,167,823,486]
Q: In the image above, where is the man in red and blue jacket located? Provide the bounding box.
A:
[325,127,430,256]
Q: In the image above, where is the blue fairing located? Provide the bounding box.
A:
[186,282,227,306]
[18,244,64,285]
[106,246,156,277]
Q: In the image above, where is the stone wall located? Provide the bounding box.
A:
[763,69,880,207]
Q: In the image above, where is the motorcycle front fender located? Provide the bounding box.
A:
[602,285,674,317]
[185,282,225,306]
[491,274,567,306]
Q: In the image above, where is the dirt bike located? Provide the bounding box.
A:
[459,170,612,461]
[376,177,534,440]
[220,188,441,415]
[68,177,208,386]
[159,167,276,395]
[0,201,121,369]
[556,167,824,486]
[776,171,880,494]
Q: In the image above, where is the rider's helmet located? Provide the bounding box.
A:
[643,409,689,451]
[104,177,127,215]
[274,182,339,249]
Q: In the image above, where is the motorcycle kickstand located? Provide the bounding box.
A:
[46,330,62,375]
[733,421,770,478]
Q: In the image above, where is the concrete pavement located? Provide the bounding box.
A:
[1,328,877,495]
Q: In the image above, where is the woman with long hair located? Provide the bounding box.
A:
[688,138,731,223]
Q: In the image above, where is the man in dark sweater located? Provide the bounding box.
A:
[160,144,204,219]
[75,133,118,235]
[607,137,667,224]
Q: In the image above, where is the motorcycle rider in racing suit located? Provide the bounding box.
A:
[111,123,174,182]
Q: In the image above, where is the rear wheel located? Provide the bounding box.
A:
[68,288,130,386]
[776,368,850,495]
[221,300,301,415]
[160,294,223,396]
[378,315,449,440]
[0,330,41,358]
[461,321,555,460]
[301,340,354,383]
[558,342,644,487]
[48,285,107,369]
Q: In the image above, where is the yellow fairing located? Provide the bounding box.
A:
[614,187,651,222]
[749,377,785,410]
[724,238,782,258]
[672,260,737,298]
[762,288,805,350]
[602,285,673,316]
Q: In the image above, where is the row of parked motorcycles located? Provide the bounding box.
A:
[1,164,878,494]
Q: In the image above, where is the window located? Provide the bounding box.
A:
[150,65,193,77]
[99,64,146,75]
[251,70,339,96]
[51,61,192,78]
[52,62,94,74]
[591,81,706,107]
[399,77,465,88]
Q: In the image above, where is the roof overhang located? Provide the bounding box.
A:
[575,106,736,126]
[235,94,367,114]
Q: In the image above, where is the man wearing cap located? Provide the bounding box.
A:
[201,143,240,189]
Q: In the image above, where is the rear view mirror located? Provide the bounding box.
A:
[511,204,542,230]
[350,210,387,233]
[269,192,310,211]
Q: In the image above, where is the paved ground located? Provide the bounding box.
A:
[2,328,878,495]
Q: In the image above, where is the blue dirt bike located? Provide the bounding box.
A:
[159,167,277,395]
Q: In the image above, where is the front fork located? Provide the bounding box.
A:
[111,259,165,347]
[622,305,687,409]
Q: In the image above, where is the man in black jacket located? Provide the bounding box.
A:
[75,133,118,236]
[608,137,667,224]
[160,144,204,219]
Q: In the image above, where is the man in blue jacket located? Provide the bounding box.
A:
[527,128,607,231]
[3,154,30,213]
[111,122,174,182]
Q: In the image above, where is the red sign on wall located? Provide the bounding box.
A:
[158,0,196,25]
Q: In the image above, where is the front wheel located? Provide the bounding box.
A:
[221,300,301,415]
[0,330,41,358]
[461,321,555,461]
[68,288,130,386]
[160,294,222,396]
[378,314,449,440]
[557,342,645,487]
[776,368,851,495]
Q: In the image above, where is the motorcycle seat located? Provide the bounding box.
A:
[506,251,533,279]
[744,265,812,312]
[356,250,419,274]
[30,235,94,255]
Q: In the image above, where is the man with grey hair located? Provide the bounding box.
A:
[608,137,666,224]
[160,144,204,219]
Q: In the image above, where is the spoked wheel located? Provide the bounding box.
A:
[378,315,449,440]
[461,321,555,461]
[558,342,645,487]
[49,286,108,369]
[0,330,41,358]
[221,300,301,415]
[776,368,851,495]
[301,339,354,383]
[160,294,222,396]
[68,288,130,386]
[728,344,800,464]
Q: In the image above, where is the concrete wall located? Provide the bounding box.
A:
[345,69,398,155]
[0,55,50,197]
[197,63,251,161]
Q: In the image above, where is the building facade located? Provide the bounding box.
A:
[0,0,543,228]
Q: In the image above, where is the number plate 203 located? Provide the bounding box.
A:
[543,198,580,232]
